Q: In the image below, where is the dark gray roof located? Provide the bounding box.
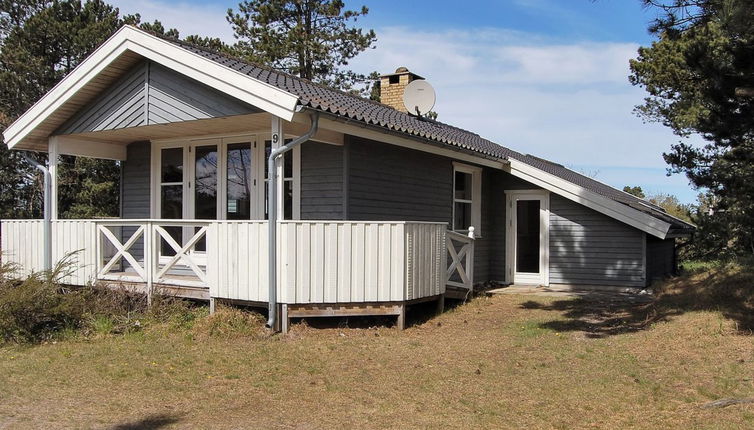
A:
[163,33,694,234]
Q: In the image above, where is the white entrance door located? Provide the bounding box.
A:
[506,191,550,286]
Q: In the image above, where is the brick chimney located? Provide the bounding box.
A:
[379,67,424,112]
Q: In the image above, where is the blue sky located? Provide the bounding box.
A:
[111,0,701,203]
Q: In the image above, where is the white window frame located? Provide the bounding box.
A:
[260,135,301,221]
[149,132,300,221]
[505,189,550,286]
[452,162,482,236]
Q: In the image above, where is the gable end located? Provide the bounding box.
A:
[57,61,261,135]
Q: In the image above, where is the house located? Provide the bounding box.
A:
[0,26,694,332]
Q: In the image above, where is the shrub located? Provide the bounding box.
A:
[0,260,90,343]
[0,257,203,343]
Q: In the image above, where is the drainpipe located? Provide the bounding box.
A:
[23,155,52,271]
[266,112,319,329]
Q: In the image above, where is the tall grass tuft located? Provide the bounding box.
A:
[0,257,90,343]
[0,254,204,343]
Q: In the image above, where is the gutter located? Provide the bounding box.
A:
[23,154,52,271]
[266,112,319,329]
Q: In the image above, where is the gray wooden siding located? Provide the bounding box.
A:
[346,136,453,223]
[549,194,645,287]
[58,64,147,134]
[57,61,259,135]
[342,135,508,285]
[121,141,151,219]
[146,63,257,124]
[120,141,151,260]
[647,237,676,282]
[300,142,344,220]
[486,171,509,282]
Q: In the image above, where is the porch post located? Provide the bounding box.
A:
[48,136,59,220]
[271,116,284,216]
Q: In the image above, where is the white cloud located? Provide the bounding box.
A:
[109,0,235,42]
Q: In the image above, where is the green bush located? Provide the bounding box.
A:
[0,260,91,343]
[0,256,203,343]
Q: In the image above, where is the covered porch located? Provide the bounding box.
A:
[2,104,476,331]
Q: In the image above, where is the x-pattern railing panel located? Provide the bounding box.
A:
[153,224,208,283]
[97,224,147,281]
[446,230,475,291]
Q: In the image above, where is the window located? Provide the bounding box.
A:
[226,142,253,220]
[264,138,294,220]
[159,147,184,256]
[152,134,299,223]
[452,163,482,235]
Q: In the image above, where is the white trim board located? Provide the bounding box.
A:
[3,25,299,150]
[451,162,482,236]
[506,159,672,239]
[51,135,127,161]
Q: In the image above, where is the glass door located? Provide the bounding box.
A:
[510,193,549,285]
[190,141,219,254]
[159,147,184,257]
[225,139,254,220]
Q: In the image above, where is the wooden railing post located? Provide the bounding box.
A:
[145,220,153,307]
[466,226,475,289]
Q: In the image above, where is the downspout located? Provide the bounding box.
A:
[266,112,319,329]
[23,155,52,271]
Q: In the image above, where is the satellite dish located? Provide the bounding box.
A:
[403,79,436,116]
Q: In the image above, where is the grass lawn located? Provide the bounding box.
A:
[1,266,753,429]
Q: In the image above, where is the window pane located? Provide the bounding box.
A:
[226,143,252,220]
[455,171,472,200]
[161,148,183,183]
[283,180,293,220]
[264,139,293,179]
[194,145,217,220]
[159,183,182,258]
[454,202,471,231]
[516,200,540,273]
[161,185,182,219]
[263,180,294,220]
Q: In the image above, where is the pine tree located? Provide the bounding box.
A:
[227,0,377,95]
[630,0,754,256]
[0,1,179,218]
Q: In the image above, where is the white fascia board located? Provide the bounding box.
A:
[3,26,299,149]
[310,115,507,169]
[53,135,127,161]
[508,159,671,239]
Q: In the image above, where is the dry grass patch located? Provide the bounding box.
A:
[1,266,753,429]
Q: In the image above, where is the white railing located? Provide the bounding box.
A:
[1,219,449,305]
[0,219,97,285]
[212,221,447,303]
[446,227,475,291]
[95,220,212,289]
